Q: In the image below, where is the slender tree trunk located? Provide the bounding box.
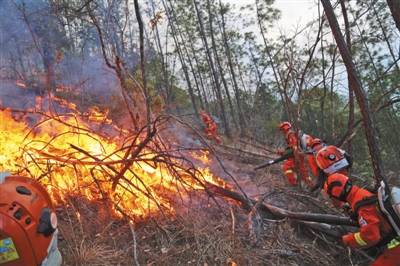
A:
[134,0,152,133]
[319,2,327,138]
[218,0,246,134]
[193,0,231,137]
[150,0,170,105]
[168,1,205,110]
[386,0,400,33]
[340,0,354,158]
[190,42,210,111]
[206,0,236,129]
[162,0,199,117]
[255,0,291,122]
[370,2,400,72]
[321,0,384,184]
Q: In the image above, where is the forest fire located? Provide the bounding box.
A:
[0,95,226,220]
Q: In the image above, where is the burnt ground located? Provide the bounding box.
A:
[56,132,372,266]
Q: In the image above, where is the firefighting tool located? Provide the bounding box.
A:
[254,148,293,171]
[0,174,62,266]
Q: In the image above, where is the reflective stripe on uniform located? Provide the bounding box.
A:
[387,237,400,249]
[354,232,368,246]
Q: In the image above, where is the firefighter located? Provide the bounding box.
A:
[0,174,62,266]
[323,173,400,266]
[277,122,312,187]
[200,111,221,144]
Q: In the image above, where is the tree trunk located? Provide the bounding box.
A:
[134,0,151,131]
[150,0,170,106]
[193,0,231,137]
[207,0,238,131]
[370,2,400,72]
[168,1,205,111]
[387,0,400,33]
[340,0,354,158]
[321,0,384,184]
[218,0,247,135]
[162,0,199,118]
[255,0,292,122]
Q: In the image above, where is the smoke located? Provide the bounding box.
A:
[0,0,124,111]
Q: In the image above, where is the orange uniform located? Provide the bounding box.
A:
[200,111,221,144]
[324,173,400,266]
[279,122,312,187]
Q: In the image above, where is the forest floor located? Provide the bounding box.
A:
[55,125,373,266]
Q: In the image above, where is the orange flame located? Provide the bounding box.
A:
[0,98,225,219]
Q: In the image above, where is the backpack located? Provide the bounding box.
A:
[377,180,400,237]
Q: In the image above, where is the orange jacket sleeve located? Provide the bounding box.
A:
[342,205,382,248]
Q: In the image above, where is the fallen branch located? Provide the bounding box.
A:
[206,183,357,226]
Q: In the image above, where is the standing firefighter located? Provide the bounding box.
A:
[321,173,400,266]
[0,174,62,266]
[199,111,221,144]
[277,122,313,187]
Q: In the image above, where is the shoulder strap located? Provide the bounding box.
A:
[353,195,378,216]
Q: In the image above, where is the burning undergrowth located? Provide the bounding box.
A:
[0,86,227,221]
[0,86,365,266]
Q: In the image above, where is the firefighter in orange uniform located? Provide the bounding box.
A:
[199,111,221,144]
[278,122,312,187]
[322,173,400,266]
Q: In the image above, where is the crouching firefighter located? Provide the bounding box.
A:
[311,144,352,194]
[323,173,400,266]
[0,174,62,266]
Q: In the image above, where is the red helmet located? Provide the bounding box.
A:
[323,173,353,201]
[315,145,349,174]
[0,175,61,266]
[278,121,292,132]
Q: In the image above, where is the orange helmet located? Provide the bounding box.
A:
[0,175,61,266]
[323,173,353,201]
[315,145,349,174]
[278,121,292,132]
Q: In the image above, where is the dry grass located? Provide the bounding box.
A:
[56,138,369,266]
[56,188,369,266]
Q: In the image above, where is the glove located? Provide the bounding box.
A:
[342,233,353,246]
